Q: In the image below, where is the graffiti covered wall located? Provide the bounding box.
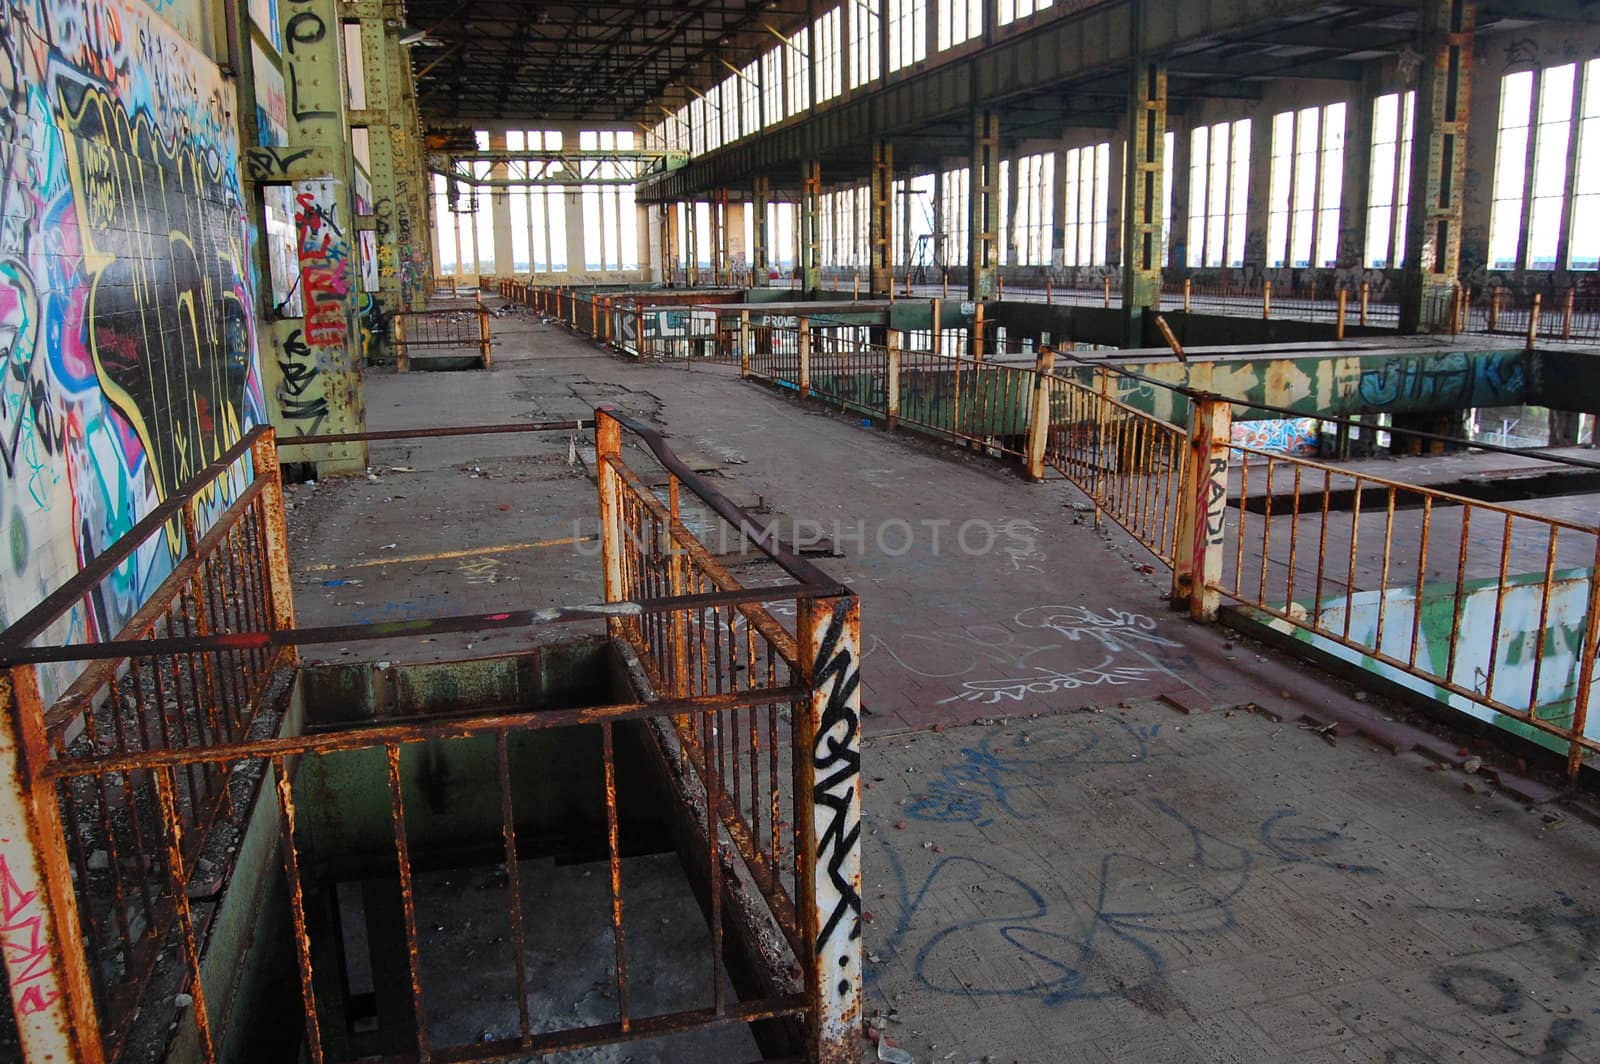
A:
[0,0,265,662]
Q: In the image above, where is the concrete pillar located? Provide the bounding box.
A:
[1122,60,1167,348]
[564,187,586,279]
[1339,73,1379,276]
[490,131,515,277]
[870,141,894,297]
[1400,0,1475,332]
[753,175,772,286]
[1167,109,1191,273]
[802,160,823,293]
[969,110,1000,301]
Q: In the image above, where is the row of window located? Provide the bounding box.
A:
[441,59,1600,275]
[649,0,1058,156]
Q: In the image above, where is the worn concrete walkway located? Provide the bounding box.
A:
[285,301,1600,1064]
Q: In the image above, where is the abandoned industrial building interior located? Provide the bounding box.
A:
[7,0,1600,1060]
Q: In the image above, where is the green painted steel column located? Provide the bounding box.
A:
[1400,0,1475,333]
[871,141,894,297]
[1122,59,1167,348]
[261,0,368,473]
[802,160,823,294]
[969,110,1000,302]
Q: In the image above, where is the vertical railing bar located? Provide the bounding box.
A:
[602,721,632,1031]
[1409,497,1434,670]
[1528,525,1560,718]
[1374,486,1397,654]
[153,766,216,1064]
[1313,469,1332,621]
[1443,509,1472,689]
[271,756,325,1063]
[1343,476,1364,642]
[496,732,533,1048]
[1484,513,1515,703]
[385,744,431,1061]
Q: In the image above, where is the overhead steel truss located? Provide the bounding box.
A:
[429,149,685,188]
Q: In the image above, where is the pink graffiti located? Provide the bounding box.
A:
[0,849,62,1017]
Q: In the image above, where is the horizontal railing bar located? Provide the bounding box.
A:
[288,419,594,447]
[0,426,270,651]
[45,686,807,777]
[2,584,824,667]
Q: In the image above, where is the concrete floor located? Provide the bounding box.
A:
[284,299,1600,1063]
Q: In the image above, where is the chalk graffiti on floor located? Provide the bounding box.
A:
[903,715,1154,824]
[873,604,1182,685]
[874,800,1379,1007]
[935,656,1168,705]
[1384,896,1598,1062]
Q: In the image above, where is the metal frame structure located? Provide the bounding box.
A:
[0,415,864,1063]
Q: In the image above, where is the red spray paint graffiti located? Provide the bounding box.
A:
[0,844,62,1016]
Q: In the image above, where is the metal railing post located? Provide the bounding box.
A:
[1488,285,1501,331]
[1567,536,1600,777]
[1563,289,1576,340]
[794,594,864,1064]
[972,302,985,361]
[595,410,625,635]
[1103,275,1112,308]
[1171,393,1233,620]
[250,428,299,639]
[739,310,752,378]
[1184,277,1192,313]
[1045,273,1053,304]
[798,316,812,398]
[478,301,493,368]
[1360,281,1370,325]
[1262,280,1272,320]
[886,330,900,430]
[395,303,409,373]
[0,665,105,1064]
[1528,293,1542,350]
[1025,345,1056,481]
[1336,288,1348,340]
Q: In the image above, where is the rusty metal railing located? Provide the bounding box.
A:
[0,416,865,1063]
[732,322,1600,777]
[1217,438,1600,775]
[393,295,492,370]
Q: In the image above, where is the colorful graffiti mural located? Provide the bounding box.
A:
[1231,417,1320,457]
[0,0,265,686]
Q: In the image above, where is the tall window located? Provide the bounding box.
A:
[1062,142,1110,267]
[938,0,981,50]
[741,60,761,137]
[578,132,637,270]
[894,173,935,266]
[888,0,926,72]
[997,0,1050,24]
[940,167,969,265]
[1187,119,1250,268]
[1490,62,1599,270]
[721,75,740,144]
[762,48,786,127]
[1267,103,1345,268]
[1366,91,1415,268]
[816,8,843,103]
[1162,129,1174,263]
[850,0,881,89]
[768,201,797,269]
[1013,152,1054,265]
[1575,62,1600,269]
[786,26,811,115]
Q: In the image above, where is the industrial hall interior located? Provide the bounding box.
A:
[6,0,1600,1061]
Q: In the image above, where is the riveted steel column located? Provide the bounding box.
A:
[870,141,894,297]
[969,110,1000,301]
[1400,0,1475,333]
[802,160,823,294]
[661,204,677,285]
[686,200,700,287]
[1122,59,1167,349]
[753,175,772,287]
[349,1,412,350]
[262,0,367,474]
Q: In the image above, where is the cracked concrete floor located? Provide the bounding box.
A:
[282,301,1600,1063]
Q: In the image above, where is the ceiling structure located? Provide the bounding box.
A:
[404,0,810,125]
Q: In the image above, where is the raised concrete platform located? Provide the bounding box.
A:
[283,296,1600,1062]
